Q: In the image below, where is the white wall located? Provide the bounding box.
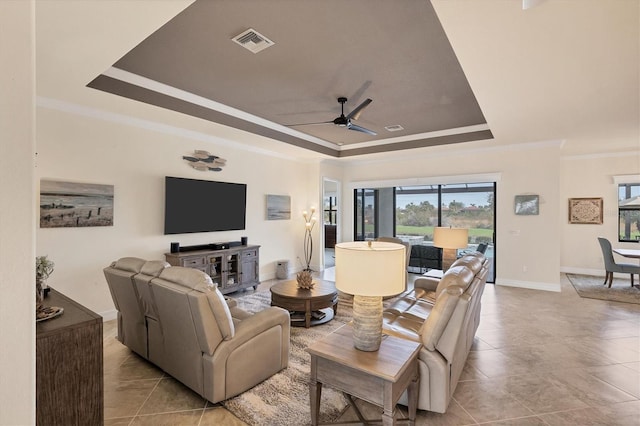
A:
[36,106,318,317]
[0,1,36,423]
[35,97,640,311]
[339,141,563,291]
[560,153,640,275]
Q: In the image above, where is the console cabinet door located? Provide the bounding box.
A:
[240,248,259,287]
[208,254,224,287]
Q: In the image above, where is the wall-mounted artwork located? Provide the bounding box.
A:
[266,194,291,220]
[182,150,226,172]
[514,194,539,215]
[568,197,603,224]
[40,180,114,228]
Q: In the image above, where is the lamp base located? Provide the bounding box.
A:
[442,248,458,272]
[352,295,383,351]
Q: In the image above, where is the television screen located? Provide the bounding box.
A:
[164,177,247,234]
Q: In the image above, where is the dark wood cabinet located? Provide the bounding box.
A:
[324,224,337,248]
[36,289,103,426]
[165,245,260,294]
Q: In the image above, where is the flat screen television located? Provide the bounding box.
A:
[164,176,247,234]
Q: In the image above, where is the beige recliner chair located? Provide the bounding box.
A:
[104,259,290,403]
[104,257,156,358]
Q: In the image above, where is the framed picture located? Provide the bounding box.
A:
[266,194,291,220]
[514,195,539,215]
[568,197,603,224]
[40,180,114,228]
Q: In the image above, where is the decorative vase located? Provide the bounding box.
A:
[36,278,45,313]
[296,270,315,289]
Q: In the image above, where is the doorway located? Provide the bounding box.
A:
[322,178,340,269]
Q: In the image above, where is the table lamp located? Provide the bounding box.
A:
[335,241,406,351]
[433,227,468,271]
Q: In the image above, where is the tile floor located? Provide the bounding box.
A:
[104,273,640,425]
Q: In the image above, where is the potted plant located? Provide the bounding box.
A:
[36,255,54,311]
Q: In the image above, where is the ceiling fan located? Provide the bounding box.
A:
[287,97,377,136]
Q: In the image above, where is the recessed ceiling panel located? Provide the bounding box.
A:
[88,0,492,156]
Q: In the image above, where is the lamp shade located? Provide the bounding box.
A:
[433,227,468,249]
[335,241,406,297]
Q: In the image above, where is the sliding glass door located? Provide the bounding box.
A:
[355,182,496,282]
[439,183,495,282]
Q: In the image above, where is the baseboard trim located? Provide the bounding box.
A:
[495,278,561,292]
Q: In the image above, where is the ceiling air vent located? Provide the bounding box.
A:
[231,28,275,54]
[385,124,404,132]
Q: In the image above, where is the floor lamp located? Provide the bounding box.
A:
[433,227,468,271]
[335,241,406,351]
[302,207,316,271]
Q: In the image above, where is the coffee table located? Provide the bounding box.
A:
[306,325,421,425]
[270,279,338,328]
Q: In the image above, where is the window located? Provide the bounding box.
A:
[354,182,496,283]
[619,183,640,242]
[324,196,337,225]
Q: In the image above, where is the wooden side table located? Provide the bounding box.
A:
[306,325,421,425]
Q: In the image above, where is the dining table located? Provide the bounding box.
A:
[613,248,640,264]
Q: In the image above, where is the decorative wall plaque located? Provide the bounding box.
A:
[514,195,539,215]
[568,197,603,224]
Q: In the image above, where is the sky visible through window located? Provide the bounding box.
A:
[396,184,492,209]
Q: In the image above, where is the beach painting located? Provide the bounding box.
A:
[266,194,291,220]
[40,180,114,228]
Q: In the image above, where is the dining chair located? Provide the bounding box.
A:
[597,237,640,287]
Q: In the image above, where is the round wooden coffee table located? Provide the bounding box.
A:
[270,279,338,328]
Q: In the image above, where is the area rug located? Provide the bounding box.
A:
[222,291,352,426]
[567,274,640,305]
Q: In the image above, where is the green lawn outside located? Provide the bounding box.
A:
[396,225,493,240]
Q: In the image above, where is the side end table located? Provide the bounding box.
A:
[306,325,421,425]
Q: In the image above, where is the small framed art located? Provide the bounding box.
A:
[266,194,291,220]
[514,195,539,215]
[568,197,603,224]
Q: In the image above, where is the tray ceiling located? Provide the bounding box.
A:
[87,0,492,157]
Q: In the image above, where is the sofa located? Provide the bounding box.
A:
[104,257,290,403]
[382,252,489,413]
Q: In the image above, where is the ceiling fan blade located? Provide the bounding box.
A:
[346,98,373,121]
[348,122,377,136]
[286,120,333,127]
